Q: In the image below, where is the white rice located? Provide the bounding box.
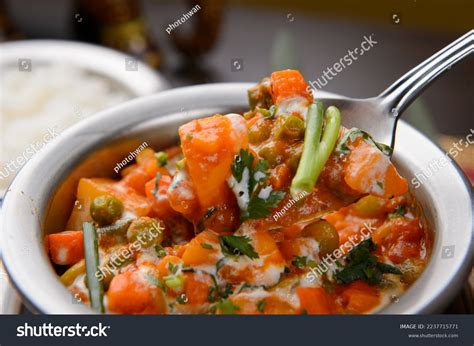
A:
[0,63,131,190]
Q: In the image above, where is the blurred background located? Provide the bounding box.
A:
[0,0,473,313]
[0,0,473,188]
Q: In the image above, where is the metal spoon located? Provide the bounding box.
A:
[316,30,474,151]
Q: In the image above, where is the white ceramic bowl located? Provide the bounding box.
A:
[1,84,472,314]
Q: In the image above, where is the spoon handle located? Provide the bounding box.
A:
[379,30,473,118]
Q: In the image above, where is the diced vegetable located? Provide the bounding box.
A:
[182,230,220,267]
[178,114,248,211]
[247,77,272,110]
[353,195,386,218]
[48,230,84,265]
[183,273,212,305]
[344,139,408,198]
[296,287,331,314]
[107,271,166,314]
[276,115,305,140]
[60,259,85,286]
[372,218,424,264]
[341,281,380,313]
[145,174,177,219]
[270,70,313,105]
[66,178,151,230]
[83,222,104,313]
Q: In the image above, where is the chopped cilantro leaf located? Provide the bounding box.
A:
[256,300,266,313]
[388,205,406,219]
[336,128,393,156]
[200,243,213,250]
[168,262,179,275]
[229,149,285,221]
[154,244,166,258]
[242,190,286,220]
[335,239,402,285]
[292,256,308,268]
[219,235,259,259]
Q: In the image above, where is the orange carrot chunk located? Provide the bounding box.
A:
[270,69,313,104]
[107,271,166,314]
[145,175,177,219]
[344,139,408,198]
[296,287,332,314]
[48,231,84,265]
[178,114,248,211]
[341,281,380,313]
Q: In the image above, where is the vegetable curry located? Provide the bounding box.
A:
[47,70,431,314]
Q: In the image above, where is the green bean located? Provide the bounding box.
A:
[96,219,132,236]
[277,115,305,140]
[290,104,341,197]
[60,259,85,287]
[83,222,104,313]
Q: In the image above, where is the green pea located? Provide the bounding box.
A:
[90,195,124,226]
[258,145,282,167]
[302,220,339,257]
[155,151,168,167]
[248,121,271,144]
[126,217,164,247]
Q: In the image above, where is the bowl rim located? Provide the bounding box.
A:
[0,39,168,96]
[1,83,473,314]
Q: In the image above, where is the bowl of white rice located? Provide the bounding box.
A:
[0,40,168,196]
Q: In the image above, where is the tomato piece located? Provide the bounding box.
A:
[373,217,424,264]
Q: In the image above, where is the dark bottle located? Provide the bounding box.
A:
[74,0,162,68]
[0,0,23,41]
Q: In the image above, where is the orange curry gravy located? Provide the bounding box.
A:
[47,70,431,314]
